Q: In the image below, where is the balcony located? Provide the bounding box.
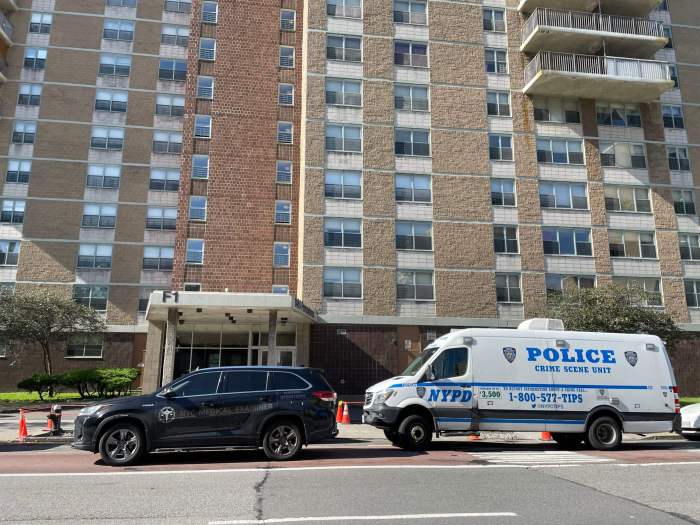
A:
[524,52,674,103]
[0,10,13,45]
[518,0,662,18]
[522,9,667,58]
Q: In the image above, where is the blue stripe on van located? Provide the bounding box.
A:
[436,417,472,423]
[480,418,585,425]
[389,382,650,390]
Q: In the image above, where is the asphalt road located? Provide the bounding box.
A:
[1,438,699,525]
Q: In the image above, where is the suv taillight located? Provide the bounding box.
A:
[312,390,337,403]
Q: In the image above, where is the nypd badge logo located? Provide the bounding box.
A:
[416,386,426,399]
[503,347,517,363]
[624,351,638,367]
[158,406,175,424]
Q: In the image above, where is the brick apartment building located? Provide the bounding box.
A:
[1,0,700,395]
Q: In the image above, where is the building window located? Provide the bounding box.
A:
[326,79,362,106]
[483,8,505,32]
[536,138,584,165]
[323,267,361,298]
[90,127,124,150]
[609,231,656,259]
[543,228,592,256]
[147,207,177,230]
[184,283,201,292]
[326,124,362,152]
[24,48,47,70]
[107,0,137,7]
[673,189,696,215]
[1,200,25,224]
[73,285,108,311]
[487,90,510,117]
[546,274,595,295]
[663,26,673,48]
[539,182,588,209]
[29,13,52,33]
[396,174,430,203]
[186,239,204,264]
[325,170,361,199]
[143,246,174,271]
[686,281,700,307]
[485,48,507,74]
[324,218,362,248]
[194,115,212,139]
[153,131,183,154]
[164,0,192,13]
[66,334,104,359]
[273,242,290,267]
[272,285,289,294]
[199,38,216,61]
[496,274,521,303]
[327,35,362,62]
[149,169,180,191]
[397,270,434,301]
[275,200,292,224]
[192,155,210,179]
[95,90,128,112]
[278,83,294,106]
[600,142,646,169]
[280,46,295,68]
[395,84,429,111]
[161,25,189,47]
[662,105,684,129]
[489,134,512,161]
[327,0,362,19]
[396,221,432,251]
[604,186,651,213]
[395,128,430,156]
[533,97,581,124]
[77,244,112,269]
[669,64,679,88]
[277,122,293,144]
[6,160,31,184]
[11,121,36,145]
[18,84,42,106]
[202,1,219,23]
[491,179,515,206]
[276,161,292,184]
[103,19,134,41]
[394,41,427,67]
[494,225,518,254]
[614,277,662,306]
[99,54,131,76]
[668,146,690,172]
[394,0,426,25]
[280,9,296,30]
[0,241,20,266]
[82,204,116,228]
[158,59,187,81]
[155,94,185,116]
[138,288,157,312]
[596,103,641,127]
[189,196,207,221]
[87,164,121,189]
[680,234,700,261]
[197,76,214,99]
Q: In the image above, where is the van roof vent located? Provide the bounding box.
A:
[517,318,565,331]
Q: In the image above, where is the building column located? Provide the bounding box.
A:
[141,321,165,393]
[161,308,178,385]
[268,309,278,366]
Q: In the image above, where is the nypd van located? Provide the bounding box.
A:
[363,319,681,451]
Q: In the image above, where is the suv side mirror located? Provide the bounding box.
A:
[161,387,175,398]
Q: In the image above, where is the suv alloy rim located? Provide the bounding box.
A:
[269,425,299,457]
[105,429,139,461]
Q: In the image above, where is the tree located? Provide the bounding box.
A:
[547,284,682,349]
[0,288,106,379]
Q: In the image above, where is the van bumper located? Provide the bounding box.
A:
[363,407,401,428]
[673,413,683,433]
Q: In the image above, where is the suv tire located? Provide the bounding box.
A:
[587,416,622,451]
[98,423,145,467]
[263,420,303,461]
[397,414,432,451]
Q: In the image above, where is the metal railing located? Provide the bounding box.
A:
[525,51,672,85]
[522,8,664,43]
[0,11,13,41]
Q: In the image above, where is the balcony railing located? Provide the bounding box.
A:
[0,10,13,41]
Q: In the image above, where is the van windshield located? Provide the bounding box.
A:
[402,346,440,376]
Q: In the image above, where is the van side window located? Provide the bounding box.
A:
[432,347,469,380]
[170,372,222,397]
[220,371,268,393]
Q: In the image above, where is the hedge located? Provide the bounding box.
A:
[17,368,139,399]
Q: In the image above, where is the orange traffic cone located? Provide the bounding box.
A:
[43,415,54,432]
[540,432,553,441]
[468,433,481,441]
[18,409,28,441]
[341,402,351,424]
[336,401,344,423]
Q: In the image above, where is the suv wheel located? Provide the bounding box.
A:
[99,423,145,467]
[263,421,303,461]
[587,416,622,451]
[397,414,432,451]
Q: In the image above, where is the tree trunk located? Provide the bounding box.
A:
[41,343,54,397]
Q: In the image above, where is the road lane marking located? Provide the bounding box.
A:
[472,451,612,465]
[208,512,518,524]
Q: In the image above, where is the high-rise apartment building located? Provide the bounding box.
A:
[1,0,699,396]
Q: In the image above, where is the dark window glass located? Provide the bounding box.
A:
[431,347,469,380]
[170,372,221,397]
[269,372,308,390]
[220,371,268,393]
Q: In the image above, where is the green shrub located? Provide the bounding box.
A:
[55,368,140,399]
[17,374,59,400]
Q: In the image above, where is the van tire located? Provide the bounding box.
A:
[587,416,622,451]
[397,415,432,451]
[551,433,585,449]
[384,429,400,446]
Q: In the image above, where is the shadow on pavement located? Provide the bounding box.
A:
[0,443,70,453]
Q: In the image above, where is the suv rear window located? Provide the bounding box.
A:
[220,371,268,393]
[170,372,221,397]
[269,372,308,391]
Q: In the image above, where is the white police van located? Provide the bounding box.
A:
[363,319,681,451]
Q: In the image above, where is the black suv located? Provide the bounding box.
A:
[72,366,337,466]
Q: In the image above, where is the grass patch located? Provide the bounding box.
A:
[681,397,700,407]
[0,392,83,404]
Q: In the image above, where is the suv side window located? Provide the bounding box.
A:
[269,372,309,391]
[431,347,469,380]
[220,371,268,393]
[170,372,221,397]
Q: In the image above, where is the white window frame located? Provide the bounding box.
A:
[275,200,292,224]
[87,164,121,189]
[608,230,657,259]
[496,273,521,303]
[273,242,291,268]
[186,239,204,264]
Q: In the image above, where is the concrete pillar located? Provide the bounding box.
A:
[161,308,178,385]
[268,309,278,366]
[141,321,165,393]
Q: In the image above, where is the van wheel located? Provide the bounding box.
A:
[682,434,700,442]
[397,415,432,451]
[263,420,303,461]
[384,429,400,446]
[551,433,585,449]
[587,416,622,451]
[98,423,145,467]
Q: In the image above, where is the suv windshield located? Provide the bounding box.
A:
[401,346,439,376]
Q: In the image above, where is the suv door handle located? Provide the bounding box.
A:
[200,401,216,408]
[261,396,273,403]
